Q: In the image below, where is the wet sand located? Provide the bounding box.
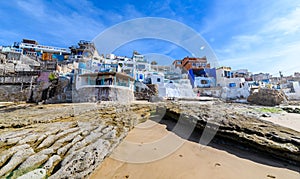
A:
[90,120,300,179]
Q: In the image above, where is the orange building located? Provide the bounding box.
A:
[173,56,210,71]
[42,53,52,60]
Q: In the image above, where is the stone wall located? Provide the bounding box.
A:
[30,79,135,104]
[195,87,222,97]
[71,87,134,103]
[135,84,158,100]
[0,53,6,64]
[0,85,31,102]
[195,86,250,100]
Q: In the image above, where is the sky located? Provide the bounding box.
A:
[0,0,300,76]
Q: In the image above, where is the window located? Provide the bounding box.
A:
[229,83,236,87]
[137,64,146,69]
[201,80,208,84]
[157,78,161,82]
[139,74,144,80]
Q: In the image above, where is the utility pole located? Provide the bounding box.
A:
[279,71,283,78]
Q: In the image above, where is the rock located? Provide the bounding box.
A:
[57,135,83,156]
[247,89,287,106]
[261,113,271,117]
[50,139,111,179]
[0,144,30,168]
[37,127,79,150]
[282,107,300,114]
[0,147,35,177]
[135,84,158,100]
[18,134,40,144]
[102,129,117,139]
[0,130,30,142]
[17,169,46,179]
[4,136,24,146]
[54,130,81,144]
[162,101,300,164]
[0,102,161,177]
[63,129,105,161]
[39,148,55,155]
[149,96,164,102]
[18,154,48,170]
[43,155,61,174]
[37,135,57,149]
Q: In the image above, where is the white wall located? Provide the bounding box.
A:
[286,82,300,100]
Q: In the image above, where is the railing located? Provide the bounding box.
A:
[79,68,93,75]
[19,43,69,53]
[77,75,134,91]
[1,47,22,53]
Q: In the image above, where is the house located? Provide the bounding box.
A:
[172,56,214,88]
[251,73,271,82]
[16,39,69,57]
[232,69,251,78]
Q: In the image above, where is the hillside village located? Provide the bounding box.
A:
[0,39,299,104]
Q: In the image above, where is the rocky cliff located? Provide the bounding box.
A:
[159,101,300,165]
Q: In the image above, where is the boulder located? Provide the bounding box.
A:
[247,89,287,106]
[135,84,158,100]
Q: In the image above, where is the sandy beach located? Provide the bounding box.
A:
[90,120,299,179]
[260,112,300,132]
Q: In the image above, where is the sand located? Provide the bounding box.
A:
[90,120,300,179]
[260,112,300,132]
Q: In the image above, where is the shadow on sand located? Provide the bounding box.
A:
[150,115,300,173]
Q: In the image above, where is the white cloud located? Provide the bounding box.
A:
[261,7,300,35]
[16,0,46,19]
[219,39,300,76]
[12,0,106,46]
[123,4,144,19]
[213,1,300,76]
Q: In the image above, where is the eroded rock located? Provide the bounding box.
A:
[17,168,46,179]
[0,147,35,177]
[247,89,287,106]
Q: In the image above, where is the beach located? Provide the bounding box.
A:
[91,120,300,179]
[0,101,299,178]
[260,112,300,132]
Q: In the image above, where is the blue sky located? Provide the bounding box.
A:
[0,0,300,76]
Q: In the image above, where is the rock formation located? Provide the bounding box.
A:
[159,101,300,165]
[0,102,155,178]
[134,83,158,100]
[0,100,299,178]
[247,89,287,106]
